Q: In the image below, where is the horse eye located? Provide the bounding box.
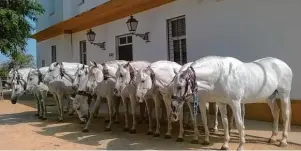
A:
[141,80,145,83]
[177,86,181,90]
[15,88,19,91]
[29,78,33,81]
[120,74,123,78]
[78,74,81,77]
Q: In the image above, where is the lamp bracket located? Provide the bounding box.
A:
[91,42,106,50]
[134,32,150,43]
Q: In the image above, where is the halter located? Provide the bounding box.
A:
[59,65,74,83]
[171,66,199,115]
[171,66,197,100]
[16,74,27,91]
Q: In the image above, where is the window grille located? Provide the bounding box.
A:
[167,16,187,65]
[51,45,56,63]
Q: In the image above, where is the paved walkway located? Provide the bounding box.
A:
[0,98,300,150]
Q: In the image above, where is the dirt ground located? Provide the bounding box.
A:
[0,98,301,150]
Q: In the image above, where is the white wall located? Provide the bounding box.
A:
[37,0,301,99]
[36,0,110,32]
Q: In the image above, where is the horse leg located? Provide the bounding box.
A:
[217,103,230,150]
[199,100,210,145]
[145,99,153,135]
[176,101,185,142]
[122,96,129,132]
[229,101,245,151]
[68,97,75,116]
[187,102,199,143]
[153,92,161,137]
[104,96,113,131]
[129,94,137,134]
[212,103,219,133]
[163,95,172,139]
[41,91,48,120]
[83,95,101,132]
[113,96,121,124]
[278,90,291,147]
[57,93,64,122]
[267,97,280,144]
[52,94,61,121]
[227,104,234,133]
[34,93,40,117]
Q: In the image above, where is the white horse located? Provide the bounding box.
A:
[136,60,181,138]
[170,62,245,143]
[43,62,81,121]
[26,67,50,120]
[114,61,151,133]
[71,64,106,124]
[78,60,126,132]
[170,56,292,150]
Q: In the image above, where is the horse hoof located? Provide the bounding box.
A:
[57,119,63,122]
[35,113,39,116]
[82,129,89,133]
[176,138,184,142]
[114,121,120,124]
[153,133,160,137]
[146,131,153,135]
[164,135,171,139]
[190,139,199,144]
[279,141,288,147]
[68,113,73,116]
[80,121,86,124]
[220,145,229,150]
[201,140,210,146]
[268,138,277,144]
[210,128,218,133]
[124,128,129,132]
[130,129,136,134]
[41,117,47,121]
[104,119,109,123]
[104,128,111,132]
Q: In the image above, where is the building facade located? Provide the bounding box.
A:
[34,0,301,125]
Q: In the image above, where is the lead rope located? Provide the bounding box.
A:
[193,88,199,117]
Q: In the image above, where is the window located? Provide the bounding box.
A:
[49,0,55,16]
[79,40,87,64]
[51,45,56,63]
[41,60,45,67]
[77,0,84,6]
[167,16,187,65]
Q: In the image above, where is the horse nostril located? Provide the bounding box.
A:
[177,86,181,90]
[77,107,80,110]
[172,106,176,112]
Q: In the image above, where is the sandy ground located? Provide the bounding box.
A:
[0,98,301,150]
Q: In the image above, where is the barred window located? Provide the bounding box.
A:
[51,45,56,63]
[79,40,87,64]
[167,16,187,65]
[42,60,45,67]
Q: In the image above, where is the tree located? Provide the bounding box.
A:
[0,0,44,58]
[0,53,35,78]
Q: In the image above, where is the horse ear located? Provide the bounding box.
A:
[89,61,94,66]
[54,62,59,67]
[123,62,130,68]
[93,61,97,67]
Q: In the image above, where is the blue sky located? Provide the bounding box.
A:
[0,18,36,64]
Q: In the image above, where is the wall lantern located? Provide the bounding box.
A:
[126,15,150,43]
[86,29,106,50]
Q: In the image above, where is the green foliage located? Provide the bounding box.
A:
[0,53,35,77]
[0,0,44,58]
